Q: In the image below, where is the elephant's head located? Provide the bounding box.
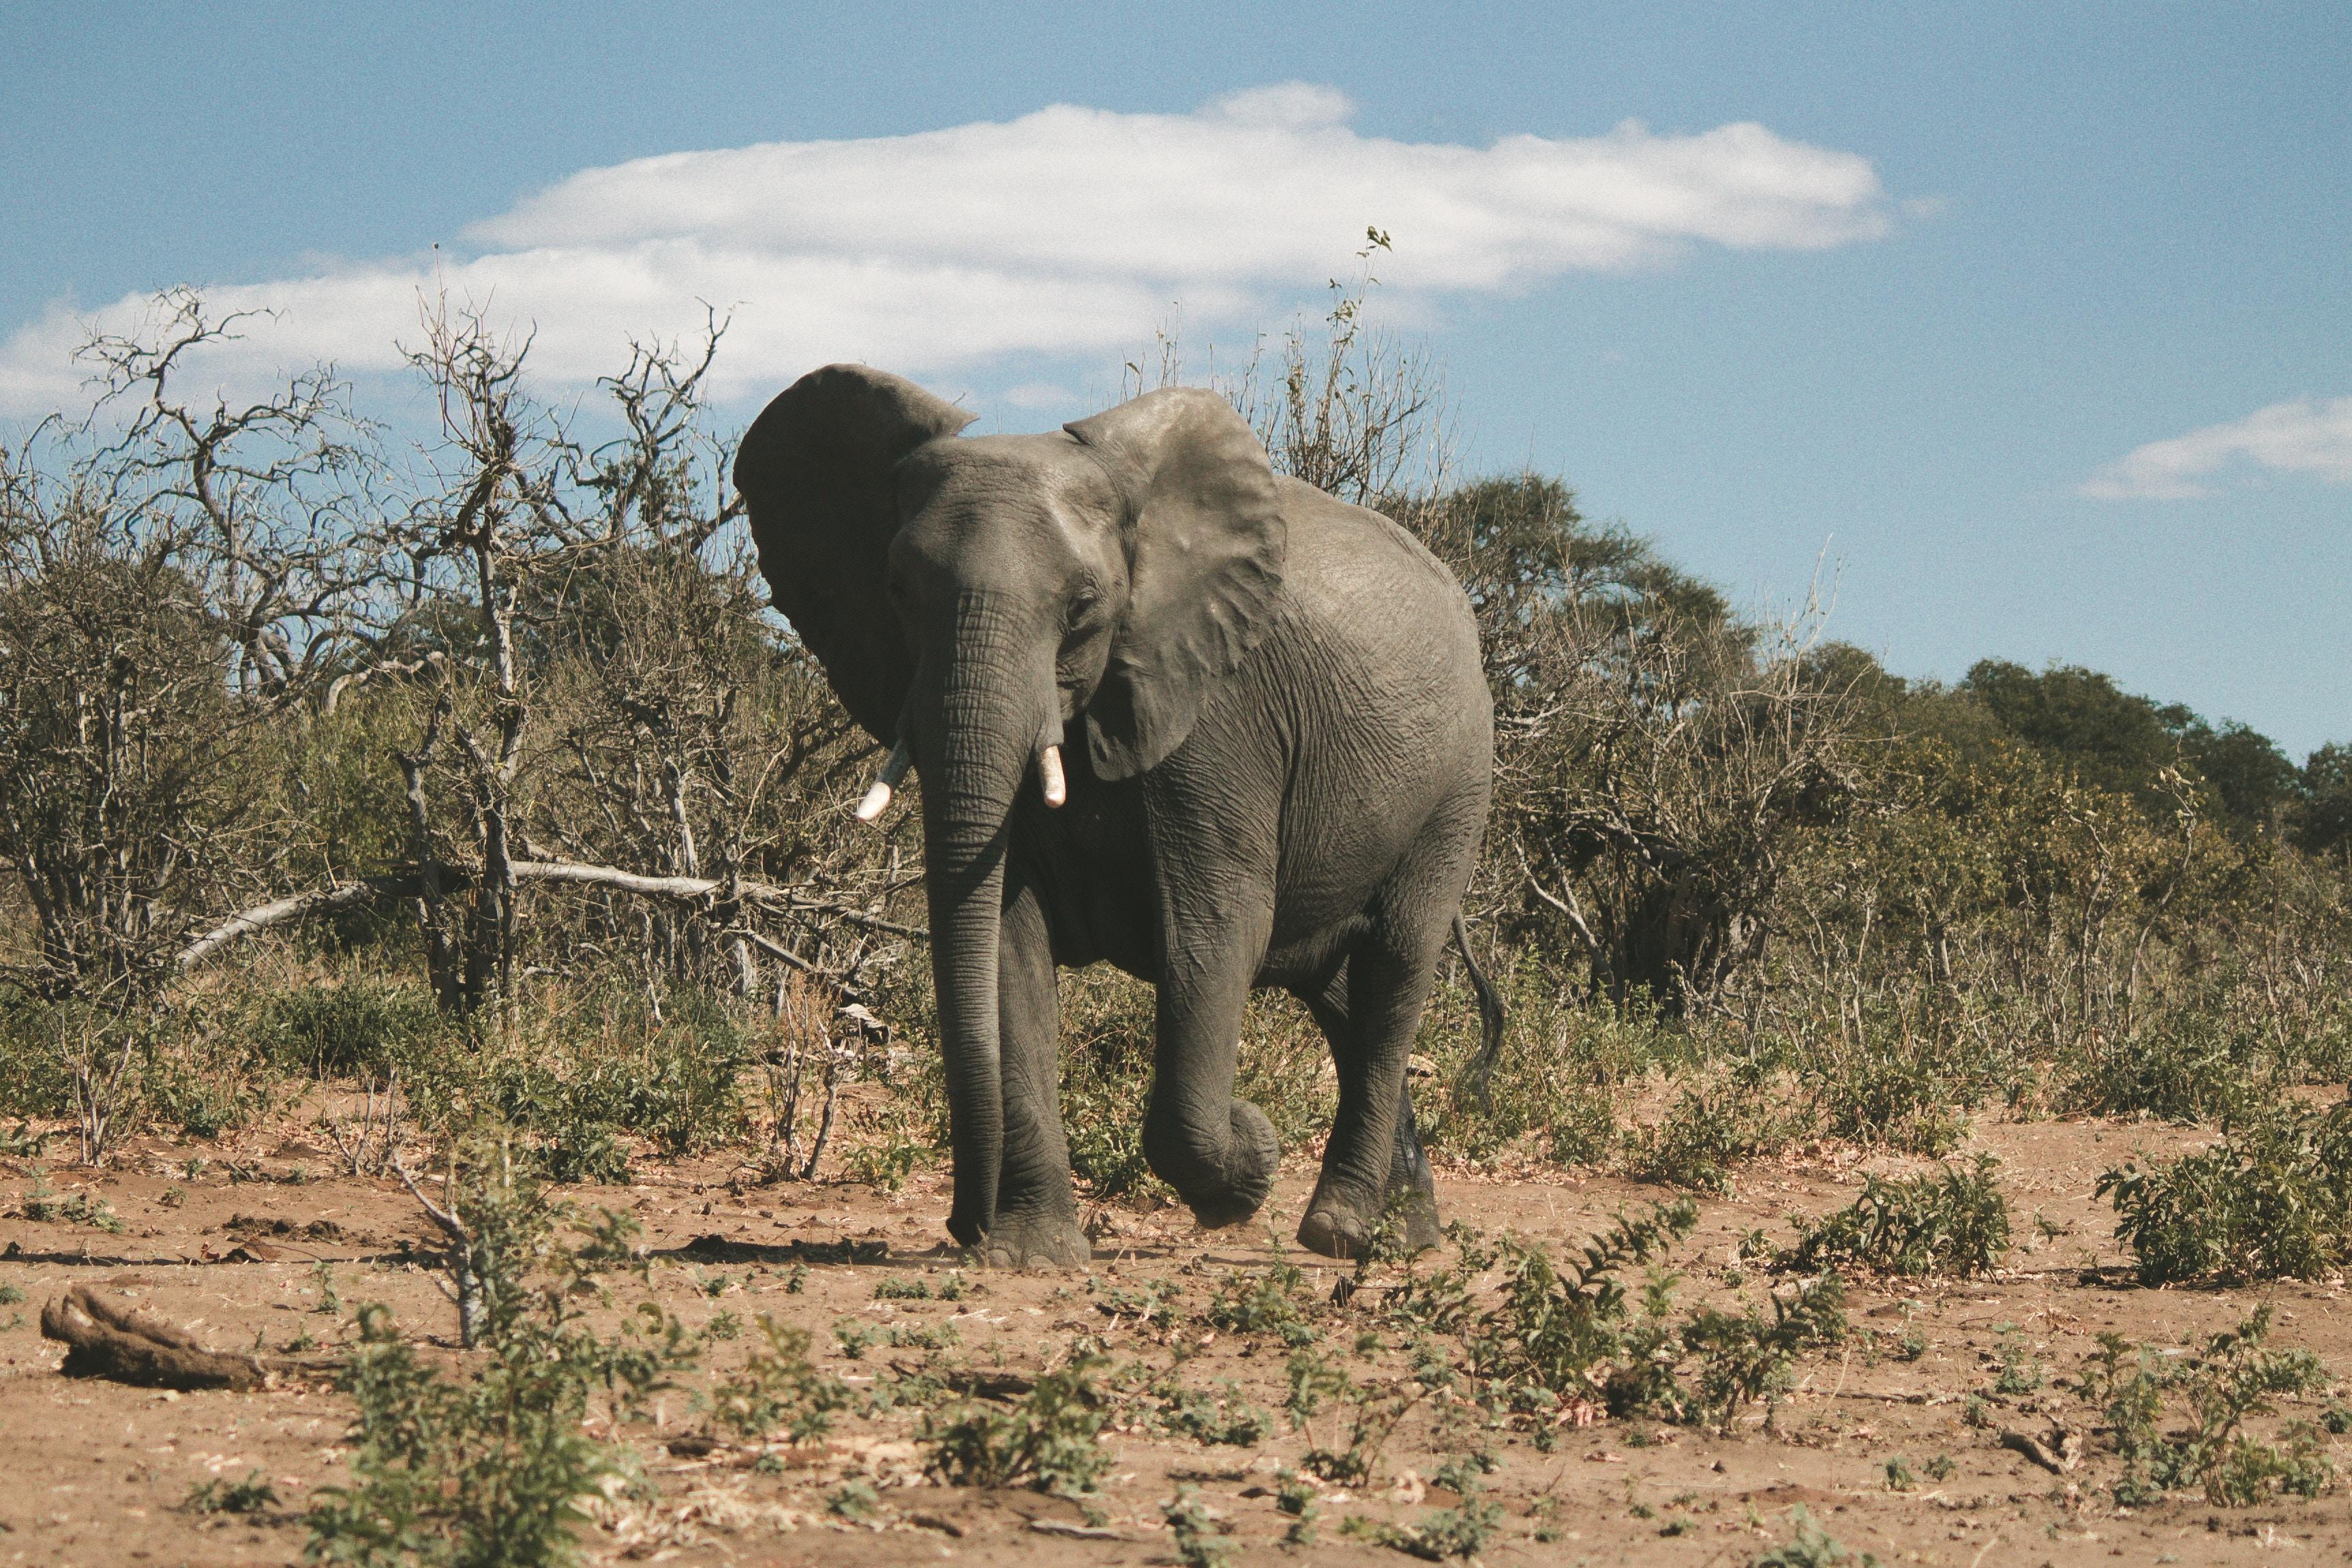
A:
[734,364,1285,1246]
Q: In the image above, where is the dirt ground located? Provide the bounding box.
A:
[4,1114,2348,1568]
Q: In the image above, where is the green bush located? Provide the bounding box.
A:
[1162,1381,1274,1446]
[1801,1030,1973,1158]
[187,1472,280,1515]
[1204,1263,1316,1346]
[1784,1155,2010,1277]
[2065,1014,2257,1123]
[305,1167,699,1568]
[1750,1505,1871,1567]
[1678,1274,1848,1434]
[2099,1101,2352,1284]
[257,978,446,1079]
[1466,1201,1698,1415]
[1623,1071,1807,1194]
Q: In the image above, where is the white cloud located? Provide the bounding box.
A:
[0,85,1889,414]
[2082,397,2352,500]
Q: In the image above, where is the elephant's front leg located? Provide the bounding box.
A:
[980,880,1090,1268]
[1143,903,1282,1231]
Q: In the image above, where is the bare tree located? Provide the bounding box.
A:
[150,297,924,1016]
[0,295,378,1001]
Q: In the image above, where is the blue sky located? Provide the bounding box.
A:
[5,3,2348,752]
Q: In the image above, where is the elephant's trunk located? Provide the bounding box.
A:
[918,599,1049,1248]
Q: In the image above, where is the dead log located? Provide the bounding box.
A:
[40,1286,266,1391]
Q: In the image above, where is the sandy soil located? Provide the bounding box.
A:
[3,1114,2347,1568]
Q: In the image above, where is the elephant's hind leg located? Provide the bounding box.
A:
[980,881,1089,1269]
[1295,949,1443,1259]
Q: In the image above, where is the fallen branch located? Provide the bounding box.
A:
[176,878,409,971]
[172,858,926,974]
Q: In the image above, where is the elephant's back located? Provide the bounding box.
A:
[1271,479,1489,745]
[1235,482,1490,935]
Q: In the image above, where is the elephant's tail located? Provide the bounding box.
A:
[1451,914,1506,1113]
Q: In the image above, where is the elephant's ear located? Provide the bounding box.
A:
[1065,389,1286,779]
[734,364,974,742]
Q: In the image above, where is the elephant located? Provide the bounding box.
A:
[735,363,1499,1266]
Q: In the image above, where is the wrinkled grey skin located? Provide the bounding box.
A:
[736,365,1493,1267]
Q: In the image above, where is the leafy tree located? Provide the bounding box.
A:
[1962,660,2182,805]
[2291,742,2352,857]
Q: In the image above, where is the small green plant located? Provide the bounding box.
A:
[884,1321,961,1352]
[1623,1078,1804,1194]
[826,1479,882,1524]
[1679,1273,1848,1434]
[1990,1324,2044,1396]
[710,1315,850,1441]
[1377,1462,1503,1561]
[0,1285,23,1305]
[1882,1456,1915,1492]
[1465,1200,1698,1413]
[2067,1020,2257,1124]
[1751,1504,1875,1567]
[1783,1156,2010,1277]
[2078,1306,2333,1506]
[1276,1466,1320,1545]
[535,1115,633,1186]
[841,1126,924,1191]
[17,1171,126,1233]
[873,1275,932,1300]
[833,1318,886,1359]
[186,1471,280,1514]
[1283,1346,1425,1486]
[312,1259,342,1316]
[1162,1486,1235,1568]
[1091,1275,1178,1328]
[923,1354,1112,1496]
[1163,1379,1273,1445]
[1204,1263,1315,1344]
[1924,1453,1954,1481]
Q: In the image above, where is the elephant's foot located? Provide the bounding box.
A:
[1295,1203,1364,1259]
[1388,1184,1443,1252]
[1174,1100,1281,1231]
[975,1211,1091,1270]
[1297,1184,1441,1261]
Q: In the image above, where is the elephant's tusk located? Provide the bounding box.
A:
[1038,744,1067,807]
[854,738,912,823]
